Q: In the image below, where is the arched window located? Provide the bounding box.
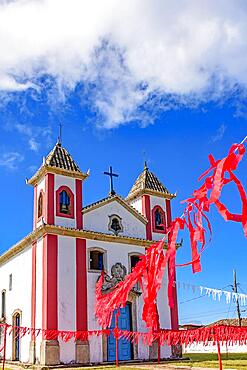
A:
[129,253,143,292]
[37,191,43,219]
[88,248,107,272]
[56,186,74,218]
[130,255,141,271]
[1,290,6,318]
[152,206,166,233]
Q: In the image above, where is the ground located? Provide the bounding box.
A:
[3,354,247,370]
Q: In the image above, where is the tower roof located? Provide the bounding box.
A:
[28,142,88,185]
[126,163,176,202]
[45,142,81,172]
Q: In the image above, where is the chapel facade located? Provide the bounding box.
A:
[0,141,179,365]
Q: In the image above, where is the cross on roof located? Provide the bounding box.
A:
[104,166,119,196]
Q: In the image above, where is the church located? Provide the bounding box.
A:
[0,141,179,365]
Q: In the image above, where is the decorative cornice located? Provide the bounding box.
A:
[126,188,176,203]
[27,165,88,186]
[82,194,148,225]
[0,225,182,266]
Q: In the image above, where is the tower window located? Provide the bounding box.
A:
[37,191,43,219]
[89,250,104,271]
[152,206,166,233]
[56,186,74,218]
[1,291,6,318]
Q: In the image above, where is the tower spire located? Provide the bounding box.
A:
[57,123,63,145]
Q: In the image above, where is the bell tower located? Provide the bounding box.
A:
[27,142,89,365]
[126,162,176,241]
[28,142,88,230]
[126,163,179,332]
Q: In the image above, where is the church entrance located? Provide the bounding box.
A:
[107,303,133,361]
[12,312,21,361]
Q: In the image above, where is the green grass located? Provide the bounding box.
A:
[71,354,247,369]
[169,352,247,369]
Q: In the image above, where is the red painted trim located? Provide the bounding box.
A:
[76,238,88,331]
[166,199,172,229]
[170,269,179,330]
[45,173,55,225]
[142,195,152,240]
[33,186,37,230]
[152,205,166,233]
[56,185,75,219]
[42,234,58,338]
[166,199,179,330]
[31,241,36,340]
[76,180,83,229]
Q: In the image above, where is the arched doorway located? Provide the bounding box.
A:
[107,303,133,361]
[12,311,21,361]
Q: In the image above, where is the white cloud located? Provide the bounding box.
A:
[211,123,227,142]
[0,151,24,170]
[1,0,247,127]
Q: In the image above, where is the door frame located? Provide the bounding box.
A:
[103,293,138,361]
[12,309,22,361]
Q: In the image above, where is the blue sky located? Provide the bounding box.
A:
[0,0,247,327]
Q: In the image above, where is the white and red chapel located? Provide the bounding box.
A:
[0,141,179,365]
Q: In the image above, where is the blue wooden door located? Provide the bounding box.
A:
[107,305,132,361]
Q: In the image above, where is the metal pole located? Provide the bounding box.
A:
[217,339,223,370]
[233,269,242,327]
[115,310,120,367]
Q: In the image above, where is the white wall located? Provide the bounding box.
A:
[35,237,43,363]
[83,201,146,239]
[54,175,76,228]
[0,246,32,362]
[183,341,247,353]
[129,197,143,215]
[86,239,171,362]
[58,235,76,363]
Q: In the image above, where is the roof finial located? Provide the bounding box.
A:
[57,123,63,145]
[142,150,148,171]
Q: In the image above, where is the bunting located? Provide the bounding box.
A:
[1,323,247,347]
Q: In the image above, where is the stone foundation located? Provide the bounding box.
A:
[75,340,90,363]
[40,339,60,365]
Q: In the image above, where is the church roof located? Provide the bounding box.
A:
[82,194,148,224]
[126,163,176,202]
[28,142,88,185]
